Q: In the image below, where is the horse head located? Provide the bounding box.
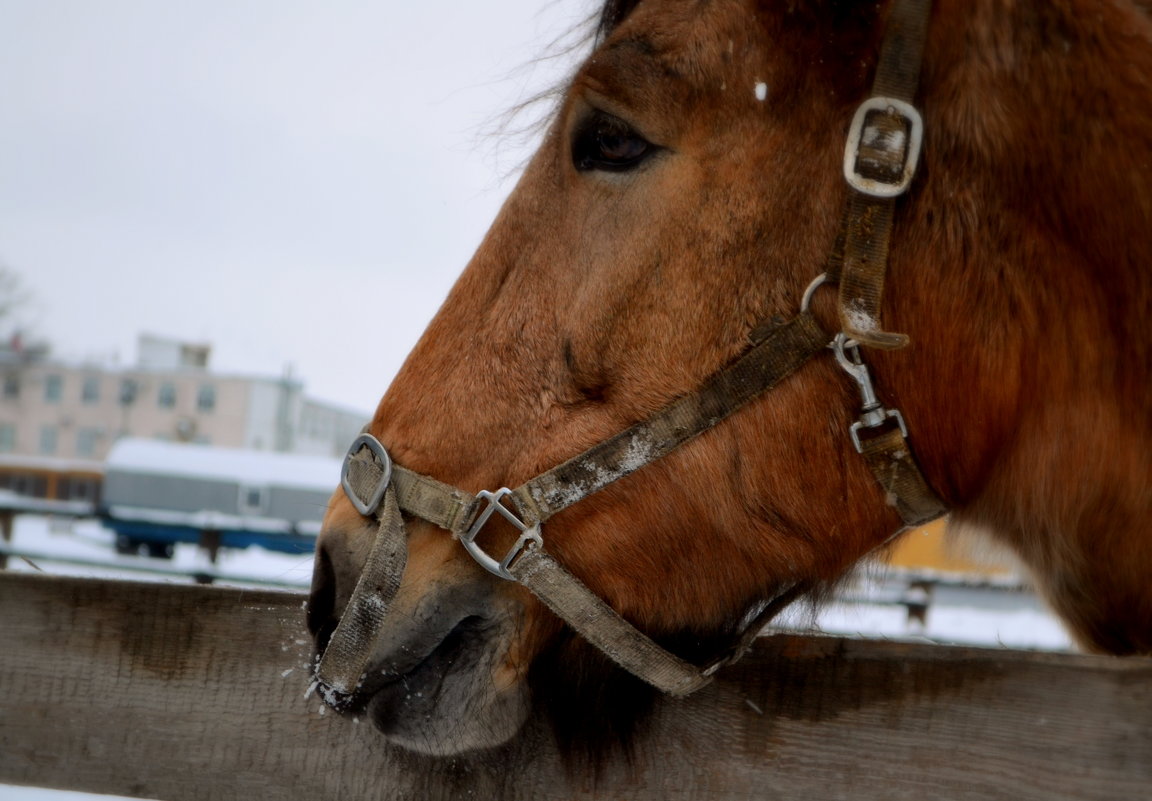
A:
[307,0,1152,756]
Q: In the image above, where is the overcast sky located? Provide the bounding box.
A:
[0,1,593,415]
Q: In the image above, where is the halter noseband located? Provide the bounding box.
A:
[314,0,944,705]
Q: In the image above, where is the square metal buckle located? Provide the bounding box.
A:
[461,488,542,580]
[843,96,924,198]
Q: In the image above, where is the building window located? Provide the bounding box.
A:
[58,476,98,502]
[39,425,58,455]
[81,376,101,404]
[76,428,101,458]
[44,375,63,403]
[158,381,177,409]
[197,384,216,412]
[0,424,14,452]
[2,473,46,498]
[2,374,18,400]
[120,378,138,406]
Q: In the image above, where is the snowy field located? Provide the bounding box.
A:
[0,790,142,801]
[3,514,315,590]
[3,513,1075,649]
[778,578,1073,651]
[2,513,1074,799]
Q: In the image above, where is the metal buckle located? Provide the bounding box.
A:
[843,96,923,198]
[461,488,543,580]
[831,333,908,452]
[850,409,908,453]
[340,434,393,516]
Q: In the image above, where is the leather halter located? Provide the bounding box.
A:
[314,0,944,705]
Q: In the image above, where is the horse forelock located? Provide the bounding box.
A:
[597,0,643,41]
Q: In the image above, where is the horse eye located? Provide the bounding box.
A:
[572,112,655,172]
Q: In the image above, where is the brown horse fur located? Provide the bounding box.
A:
[308,0,1152,757]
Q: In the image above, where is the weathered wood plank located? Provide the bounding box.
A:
[0,573,1149,800]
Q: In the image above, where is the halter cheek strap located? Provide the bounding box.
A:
[314,484,406,705]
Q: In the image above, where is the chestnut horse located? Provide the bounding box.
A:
[307,0,1152,756]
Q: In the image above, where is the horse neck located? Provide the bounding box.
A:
[878,0,1152,652]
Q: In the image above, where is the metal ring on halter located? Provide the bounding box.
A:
[801,273,862,351]
[340,433,393,516]
[800,272,829,313]
[800,272,861,348]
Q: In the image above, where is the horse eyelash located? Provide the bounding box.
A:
[571,110,657,173]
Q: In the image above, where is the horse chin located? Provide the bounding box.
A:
[360,614,532,756]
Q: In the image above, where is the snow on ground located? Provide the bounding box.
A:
[4,514,314,590]
[0,788,146,801]
[5,513,1075,650]
[805,592,1073,651]
[7,514,1078,649]
[772,563,1075,652]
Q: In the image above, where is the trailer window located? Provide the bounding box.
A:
[239,485,266,515]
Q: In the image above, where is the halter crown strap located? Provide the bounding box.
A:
[837,0,933,349]
[828,0,945,526]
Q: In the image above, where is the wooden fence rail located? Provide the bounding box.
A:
[1,572,1149,800]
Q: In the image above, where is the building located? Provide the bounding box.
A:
[0,334,368,467]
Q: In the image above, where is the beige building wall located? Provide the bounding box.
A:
[0,356,365,463]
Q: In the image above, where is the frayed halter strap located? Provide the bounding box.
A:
[314,0,945,704]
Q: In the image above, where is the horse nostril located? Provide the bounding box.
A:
[307,543,337,643]
[313,616,338,661]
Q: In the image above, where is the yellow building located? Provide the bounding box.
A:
[885,517,1018,579]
